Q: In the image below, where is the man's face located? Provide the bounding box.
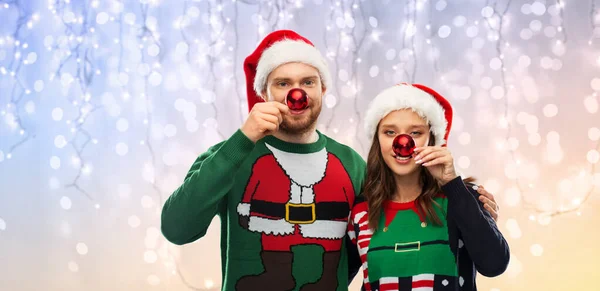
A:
[263,62,325,135]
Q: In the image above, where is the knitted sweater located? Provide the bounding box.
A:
[161,129,366,291]
[348,177,510,291]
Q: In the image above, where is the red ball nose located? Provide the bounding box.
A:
[286,88,309,110]
[393,134,416,158]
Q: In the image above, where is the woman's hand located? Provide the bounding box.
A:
[413,146,458,185]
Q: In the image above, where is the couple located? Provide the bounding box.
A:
[161,30,509,291]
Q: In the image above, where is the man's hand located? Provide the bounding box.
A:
[241,101,289,143]
[477,185,499,222]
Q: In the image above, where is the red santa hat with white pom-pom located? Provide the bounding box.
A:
[363,83,454,146]
[243,30,332,111]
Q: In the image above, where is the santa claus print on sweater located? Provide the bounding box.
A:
[236,142,356,291]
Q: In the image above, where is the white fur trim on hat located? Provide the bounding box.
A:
[363,84,447,146]
[253,39,332,97]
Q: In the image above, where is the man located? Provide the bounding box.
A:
[161,30,500,291]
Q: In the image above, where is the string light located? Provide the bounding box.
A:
[206,0,227,140]
[426,0,440,77]
[399,0,418,83]
[48,0,102,203]
[322,0,343,132]
[323,0,369,153]
[137,1,209,289]
[138,0,163,203]
[1,0,37,159]
[233,0,245,123]
[482,1,533,213]
[554,0,567,43]
[349,0,368,153]
[480,0,599,218]
[590,0,600,45]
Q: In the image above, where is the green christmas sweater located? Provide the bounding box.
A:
[161,129,366,291]
[348,178,510,291]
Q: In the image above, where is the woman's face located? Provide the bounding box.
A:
[377,109,431,177]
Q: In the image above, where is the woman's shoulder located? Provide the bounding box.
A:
[354,194,367,205]
[350,195,369,218]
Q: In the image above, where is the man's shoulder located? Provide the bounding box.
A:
[321,132,365,162]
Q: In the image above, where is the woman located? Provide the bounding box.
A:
[348,84,509,291]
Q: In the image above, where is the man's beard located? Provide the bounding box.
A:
[279,105,321,135]
[267,89,322,135]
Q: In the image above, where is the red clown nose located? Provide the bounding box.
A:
[393,134,416,158]
[286,88,309,110]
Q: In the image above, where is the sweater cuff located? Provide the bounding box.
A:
[218,129,256,164]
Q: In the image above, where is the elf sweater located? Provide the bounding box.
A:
[161,129,366,291]
[348,177,510,291]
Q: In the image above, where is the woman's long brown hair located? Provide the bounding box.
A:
[364,129,475,231]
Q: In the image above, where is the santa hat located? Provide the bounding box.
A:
[244,30,332,111]
[363,83,453,146]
